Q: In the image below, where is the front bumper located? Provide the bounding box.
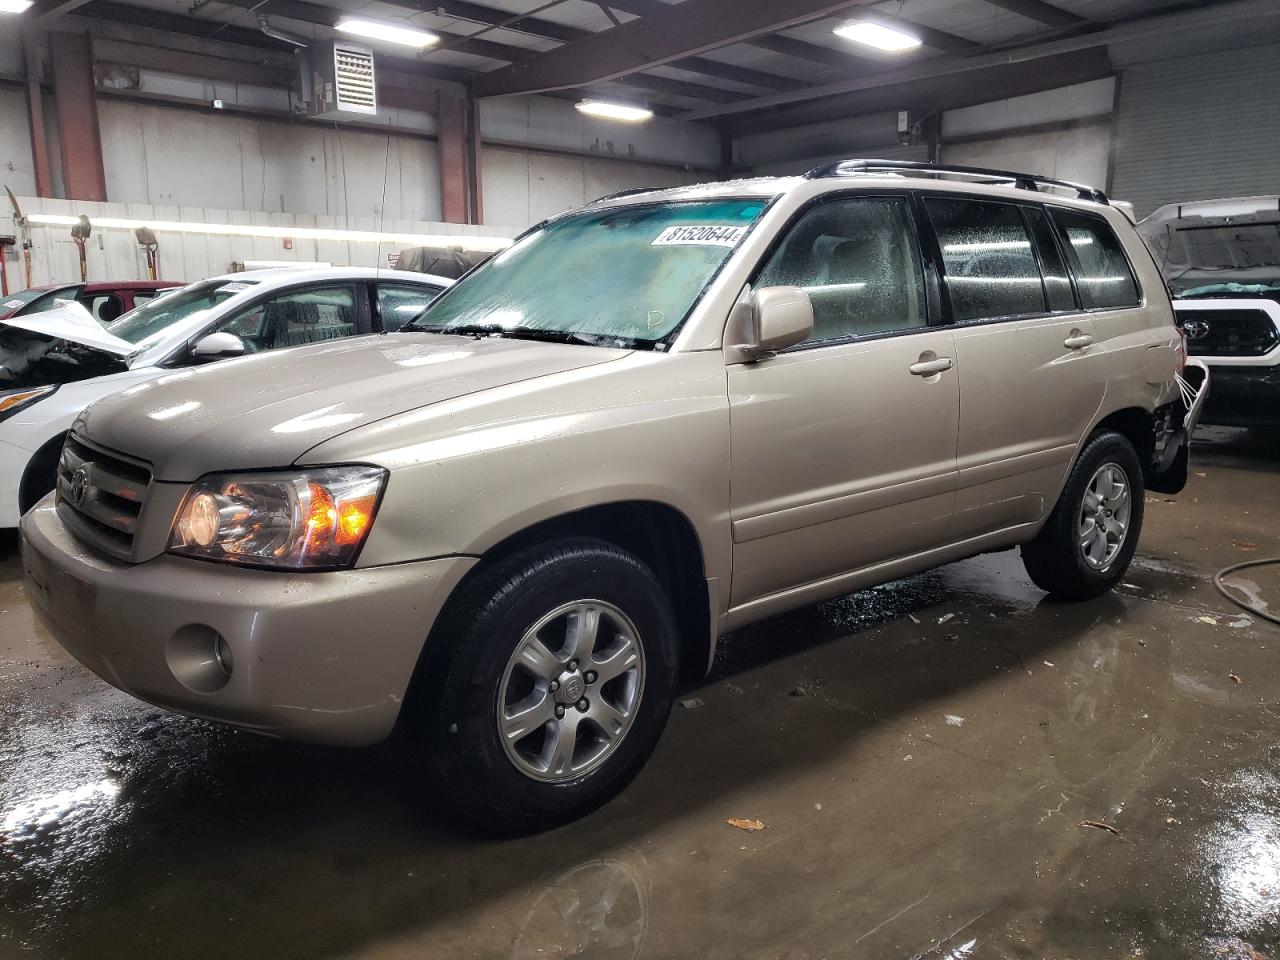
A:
[1196,362,1280,428]
[20,498,476,746]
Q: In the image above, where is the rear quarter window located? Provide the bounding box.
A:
[1050,209,1141,309]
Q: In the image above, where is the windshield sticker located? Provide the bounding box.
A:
[3,299,24,309]
[216,282,254,294]
[651,225,747,248]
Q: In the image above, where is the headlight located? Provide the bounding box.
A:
[0,385,58,422]
[168,465,387,570]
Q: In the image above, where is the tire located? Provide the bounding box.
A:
[1021,429,1145,601]
[420,537,680,834]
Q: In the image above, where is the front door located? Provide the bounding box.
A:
[727,195,960,608]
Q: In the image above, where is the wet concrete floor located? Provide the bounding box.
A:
[2,427,1280,959]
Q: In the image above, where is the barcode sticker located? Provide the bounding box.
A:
[651,225,747,248]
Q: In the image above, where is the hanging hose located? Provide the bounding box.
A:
[1214,559,1280,626]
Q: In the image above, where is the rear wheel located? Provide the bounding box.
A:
[1021,429,1144,600]
[421,538,679,833]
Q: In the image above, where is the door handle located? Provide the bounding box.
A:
[909,357,953,376]
[1064,333,1094,350]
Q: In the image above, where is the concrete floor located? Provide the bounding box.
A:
[2,429,1279,960]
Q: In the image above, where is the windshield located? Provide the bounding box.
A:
[107,278,256,347]
[407,199,768,346]
[1154,222,1280,295]
[2,286,77,314]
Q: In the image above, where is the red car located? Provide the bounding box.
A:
[0,280,181,325]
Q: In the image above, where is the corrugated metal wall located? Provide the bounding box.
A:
[1112,42,1280,216]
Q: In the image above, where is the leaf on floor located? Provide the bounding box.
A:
[1230,673,1243,685]
[1234,541,1260,551]
[725,817,766,832]
[1079,819,1121,836]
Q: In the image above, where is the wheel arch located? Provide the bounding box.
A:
[18,430,67,515]
[472,500,712,688]
[1092,406,1156,468]
[403,500,714,723]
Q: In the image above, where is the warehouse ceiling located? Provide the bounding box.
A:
[24,0,1270,134]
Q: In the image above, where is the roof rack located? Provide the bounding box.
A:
[804,158,1109,205]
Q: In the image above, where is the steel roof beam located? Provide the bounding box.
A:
[472,0,877,98]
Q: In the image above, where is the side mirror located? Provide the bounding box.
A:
[190,331,246,362]
[739,286,813,360]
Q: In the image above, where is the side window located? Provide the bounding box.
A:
[377,283,443,332]
[214,285,359,354]
[80,294,125,325]
[925,197,1046,322]
[1050,209,1141,309]
[755,196,926,345]
[132,290,161,306]
[1024,207,1076,312]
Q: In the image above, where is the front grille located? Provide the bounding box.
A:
[55,434,152,561]
[1178,307,1280,357]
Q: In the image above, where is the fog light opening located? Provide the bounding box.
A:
[214,635,234,678]
[166,624,234,694]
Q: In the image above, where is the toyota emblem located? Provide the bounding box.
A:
[1183,319,1210,342]
[562,675,585,702]
[69,467,90,505]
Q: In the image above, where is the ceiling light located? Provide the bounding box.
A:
[575,99,654,123]
[833,20,922,52]
[26,214,511,253]
[0,0,34,13]
[335,18,439,48]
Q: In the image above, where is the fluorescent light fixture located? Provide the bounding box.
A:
[335,18,438,48]
[833,20,922,52]
[26,214,511,254]
[0,0,34,12]
[575,99,654,123]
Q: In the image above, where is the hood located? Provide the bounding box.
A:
[77,333,629,480]
[1139,197,1280,295]
[0,300,135,356]
[0,301,131,388]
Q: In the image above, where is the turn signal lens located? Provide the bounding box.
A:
[0,385,58,421]
[169,466,386,570]
[335,495,377,546]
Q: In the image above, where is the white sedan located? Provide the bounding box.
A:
[0,266,451,527]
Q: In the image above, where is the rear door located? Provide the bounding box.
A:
[727,194,959,606]
[921,196,1108,540]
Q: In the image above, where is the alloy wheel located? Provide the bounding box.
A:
[497,600,645,782]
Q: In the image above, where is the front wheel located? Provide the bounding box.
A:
[1021,429,1145,601]
[421,538,680,833]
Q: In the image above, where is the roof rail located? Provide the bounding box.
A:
[804,158,1109,205]
[591,187,659,204]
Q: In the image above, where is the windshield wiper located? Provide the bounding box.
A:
[402,323,625,347]
[498,327,613,347]
[401,322,504,337]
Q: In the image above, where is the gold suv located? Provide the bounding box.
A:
[21,161,1208,831]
